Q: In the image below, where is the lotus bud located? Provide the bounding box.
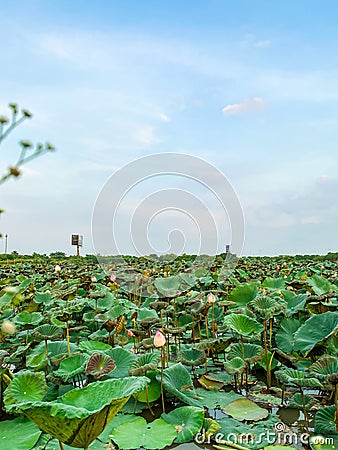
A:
[54,264,61,273]
[110,272,116,282]
[126,329,135,337]
[154,330,166,348]
[1,320,16,334]
[207,293,216,304]
[91,276,97,283]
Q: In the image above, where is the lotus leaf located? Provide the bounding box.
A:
[222,398,269,421]
[275,368,322,388]
[106,347,137,378]
[309,356,338,380]
[194,388,242,410]
[54,354,88,382]
[111,417,177,449]
[128,350,160,376]
[177,346,207,366]
[134,370,161,403]
[228,343,264,364]
[85,352,116,379]
[224,357,246,375]
[223,313,264,337]
[14,311,44,327]
[307,275,338,295]
[275,318,302,354]
[160,363,203,407]
[5,371,149,449]
[314,405,337,435]
[78,340,112,353]
[0,416,42,450]
[294,312,338,355]
[162,406,204,443]
[228,282,258,307]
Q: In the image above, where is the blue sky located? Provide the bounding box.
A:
[1,0,338,256]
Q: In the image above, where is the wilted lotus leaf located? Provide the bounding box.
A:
[197,374,224,390]
[5,371,149,449]
[85,352,116,379]
[129,351,160,376]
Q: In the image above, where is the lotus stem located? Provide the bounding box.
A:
[269,318,273,349]
[160,347,166,413]
[58,441,65,450]
[300,387,309,433]
[145,383,155,417]
[335,384,338,433]
[66,321,71,357]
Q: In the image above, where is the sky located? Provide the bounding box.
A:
[1,0,338,257]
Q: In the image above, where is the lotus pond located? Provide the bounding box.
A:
[0,253,337,450]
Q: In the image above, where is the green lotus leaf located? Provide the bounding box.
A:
[228,343,264,364]
[294,312,338,355]
[85,352,116,379]
[160,363,203,407]
[309,356,338,380]
[128,351,160,376]
[224,357,246,375]
[223,398,269,421]
[307,275,338,295]
[314,405,337,435]
[228,282,258,307]
[106,347,137,378]
[262,277,286,290]
[5,372,149,449]
[177,345,207,366]
[194,388,242,410]
[26,352,48,370]
[154,275,181,297]
[33,324,63,341]
[4,370,48,405]
[223,313,264,337]
[134,370,161,403]
[111,417,177,449]
[14,311,44,327]
[78,340,112,353]
[29,340,79,360]
[275,318,302,353]
[162,406,204,443]
[275,369,322,388]
[247,295,285,319]
[54,353,89,382]
[0,416,42,450]
[288,392,318,410]
[282,290,308,317]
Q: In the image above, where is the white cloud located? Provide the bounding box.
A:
[135,126,158,146]
[301,216,321,224]
[159,113,170,122]
[254,40,271,48]
[222,97,266,116]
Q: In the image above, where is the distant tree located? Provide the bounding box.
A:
[50,251,66,259]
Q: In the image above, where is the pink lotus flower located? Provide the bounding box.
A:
[110,272,116,282]
[91,276,97,283]
[154,330,166,348]
[207,292,216,303]
[126,329,135,337]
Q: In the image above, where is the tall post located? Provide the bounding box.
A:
[77,243,80,257]
[4,234,8,254]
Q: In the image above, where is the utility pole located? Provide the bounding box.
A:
[4,234,8,254]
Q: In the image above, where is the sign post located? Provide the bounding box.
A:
[71,234,83,256]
